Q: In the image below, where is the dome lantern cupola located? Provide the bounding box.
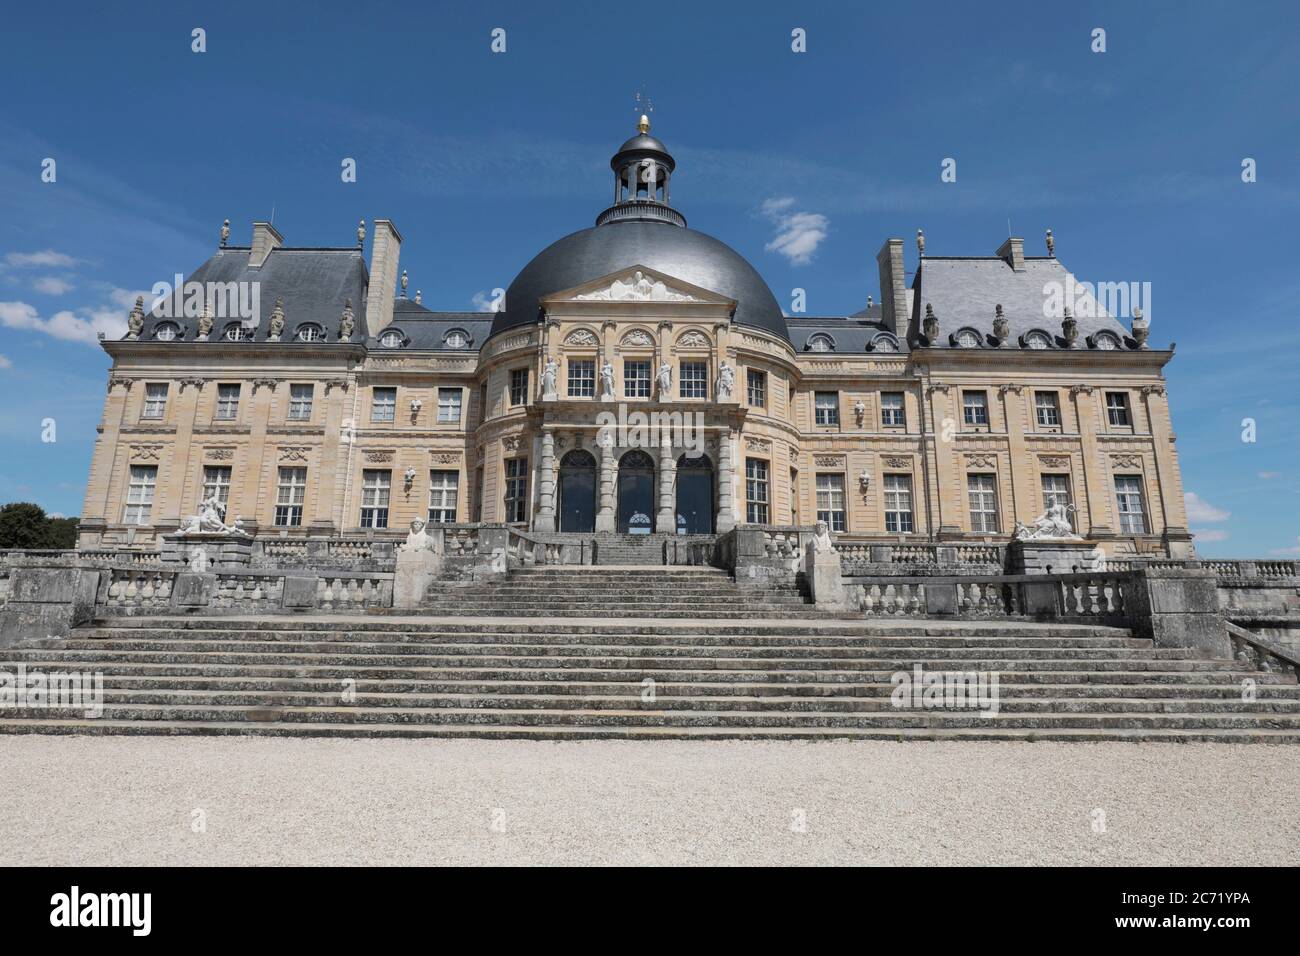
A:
[597,115,685,228]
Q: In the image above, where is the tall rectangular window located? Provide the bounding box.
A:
[509,368,529,407]
[962,390,988,426]
[568,360,595,398]
[747,369,767,409]
[1041,474,1073,529]
[816,473,846,532]
[142,382,168,419]
[884,474,914,533]
[624,360,651,398]
[428,470,459,524]
[288,383,314,421]
[1106,391,1131,427]
[123,465,157,525]
[504,458,528,522]
[967,473,1000,533]
[790,467,799,524]
[814,391,839,426]
[275,467,306,527]
[359,469,391,528]
[1115,475,1147,533]
[438,388,463,424]
[371,387,396,423]
[745,458,770,524]
[202,466,232,506]
[1034,390,1061,427]
[215,383,240,420]
[880,391,905,427]
[679,361,707,399]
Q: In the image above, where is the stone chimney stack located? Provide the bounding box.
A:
[875,238,909,336]
[364,219,403,335]
[996,236,1026,272]
[249,221,283,268]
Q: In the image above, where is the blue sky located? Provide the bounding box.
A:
[0,0,1296,555]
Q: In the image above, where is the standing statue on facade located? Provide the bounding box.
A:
[1013,502,1080,540]
[541,356,559,398]
[656,361,673,397]
[716,361,735,400]
[600,360,616,401]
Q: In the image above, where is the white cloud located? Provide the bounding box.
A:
[32,276,72,295]
[1191,528,1230,543]
[1184,491,1230,523]
[1258,471,1279,480]
[471,289,504,312]
[0,354,11,369]
[1268,539,1300,557]
[4,250,79,269]
[759,196,828,266]
[0,299,126,345]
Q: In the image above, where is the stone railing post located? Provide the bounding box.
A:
[535,430,556,532]
[1128,566,1228,658]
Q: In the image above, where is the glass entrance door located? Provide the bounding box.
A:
[617,450,655,534]
[558,450,597,533]
[675,453,714,534]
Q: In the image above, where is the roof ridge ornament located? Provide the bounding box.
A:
[357,219,366,249]
[339,298,355,342]
[916,228,925,257]
[220,218,230,248]
[1045,228,1055,257]
[400,269,408,298]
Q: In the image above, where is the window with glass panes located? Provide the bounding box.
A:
[1114,475,1147,533]
[371,387,396,423]
[142,383,168,419]
[624,360,651,398]
[1106,391,1131,426]
[966,473,1000,533]
[679,361,707,398]
[428,470,459,523]
[814,391,839,426]
[359,470,391,528]
[884,474,914,533]
[509,368,529,406]
[202,466,232,506]
[215,383,240,420]
[504,458,528,522]
[880,392,905,427]
[816,473,846,532]
[1034,391,1060,427]
[745,458,769,524]
[123,465,157,525]
[275,467,306,526]
[438,388,462,424]
[288,384,313,421]
[746,369,767,408]
[1040,474,1073,528]
[962,390,988,426]
[568,360,595,398]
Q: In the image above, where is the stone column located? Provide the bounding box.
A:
[656,432,675,532]
[717,428,736,532]
[596,434,616,532]
[534,429,556,531]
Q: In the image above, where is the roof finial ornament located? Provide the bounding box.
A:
[866,294,873,309]
[400,270,408,298]
[415,289,422,305]
[339,298,355,342]
[916,228,925,257]
[923,302,939,343]
[357,219,366,249]
[220,218,230,248]
[1045,228,1055,257]
[634,86,653,133]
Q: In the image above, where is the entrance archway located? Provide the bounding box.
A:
[675,453,714,534]
[557,450,597,533]
[617,449,655,534]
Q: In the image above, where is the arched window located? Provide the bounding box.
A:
[954,328,982,348]
[807,333,835,352]
[379,329,405,349]
[1092,331,1120,350]
[869,333,899,353]
[224,323,251,341]
[1022,330,1052,350]
[444,328,471,349]
[296,323,324,342]
[154,321,180,341]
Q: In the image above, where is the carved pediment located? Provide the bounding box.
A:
[545,265,734,308]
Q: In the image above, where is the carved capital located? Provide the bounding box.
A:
[324,379,350,394]
[252,378,281,393]
[1069,384,1095,396]
[1140,384,1166,396]
[997,383,1025,396]
[925,382,950,396]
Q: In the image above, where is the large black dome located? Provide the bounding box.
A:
[494,218,789,341]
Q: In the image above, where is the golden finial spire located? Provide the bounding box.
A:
[638,113,651,134]
[634,86,653,134]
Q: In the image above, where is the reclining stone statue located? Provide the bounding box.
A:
[178,494,246,535]
[1013,502,1080,541]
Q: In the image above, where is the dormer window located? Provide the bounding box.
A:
[379,329,405,349]
[1022,330,1052,350]
[807,333,835,352]
[296,323,324,342]
[954,328,982,348]
[154,322,180,341]
[869,333,899,353]
[1092,331,1120,350]
[444,328,471,349]
[224,323,252,341]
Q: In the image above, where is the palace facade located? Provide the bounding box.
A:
[78,119,1193,558]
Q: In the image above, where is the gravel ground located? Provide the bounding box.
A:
[0,737,1294,866]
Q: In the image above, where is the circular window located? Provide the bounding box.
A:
[379,329,404,349]
[296,323,324,342]
[444,329,470,349]
[224,324,251,341]
[1024,331,1052,350]
[154,322,180,341]
[870,334,899,353]
[955,329,981,348]
[1093,332,1119,350]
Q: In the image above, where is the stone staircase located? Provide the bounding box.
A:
[421,566,815,618]
[0,594,1297,741]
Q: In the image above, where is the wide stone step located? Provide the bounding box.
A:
[8,702,1300,731]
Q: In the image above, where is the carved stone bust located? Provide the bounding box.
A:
[810,519,836,554]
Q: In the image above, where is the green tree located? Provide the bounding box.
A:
[0,502,79,549]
